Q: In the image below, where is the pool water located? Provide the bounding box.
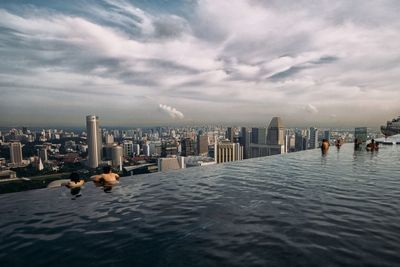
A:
[1,145,400,266]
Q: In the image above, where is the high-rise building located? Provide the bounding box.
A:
[149,142,162,156]
[104,144,114,160]
[215,141,243,163]
[295,132,307,151]
[133,144,140,156]
[309,127,319,149]
[240,127,251,159]
[267,117,285,155]
[36,157,44,171]
[355,127,367,143]
[123,140,134,157]
[251,128,258,144]
[258,128,267,144]
[323,130,331,141]
[10,142,23,165]
[234,143,243,161]
[111,145,123,168]
[197,134,209,156]
[105,133,114,145]
[142,144,150,157]
[161,142,178,157]
[286,133,296,153]
[251,128,267,144]
[97,128,103,160]
[267,117,285,145]
[181,138,195,156]
[86,115,101,168]
[226,127,235,142]
[39,148,48,163]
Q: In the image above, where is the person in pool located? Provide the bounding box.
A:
[64,172,85,188]
[321,139,330,154]
[63,172,85,199]
[366,139,379,151]
[91,165,120,185]
[354,138,362,150]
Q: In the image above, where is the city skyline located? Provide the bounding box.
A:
[1,0,400,127]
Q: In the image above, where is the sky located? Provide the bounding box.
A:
[0,0,399,127]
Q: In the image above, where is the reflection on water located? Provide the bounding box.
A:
[93,180,119,193]
[69,187,82,199]
[1,144,400,267]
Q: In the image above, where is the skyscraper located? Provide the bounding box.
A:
[240,127,251,159]
[266,117,285,155]
[323,130,331,141]
[226,127,234,142]
[251,127,258,144]
[10,142,23,165]
[197,134,209,156]
[295,131,307,151]
[133,144,140,156]
[181,138,195,156]
[251,128,267,144]
[111,145,123,168]
[39,148,48,163]
[123,140,134,157]
[97,127,103,161]
[355,127,367,143]
[267,117,285,146]
[86,115,101,168]
[105,133,114,145]
[309,127,319,149]
[286,134,296,153]
[142,144,150,157]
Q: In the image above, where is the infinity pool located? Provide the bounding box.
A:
[1,145,400,266]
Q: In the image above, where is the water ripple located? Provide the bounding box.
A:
[0,145,400,266]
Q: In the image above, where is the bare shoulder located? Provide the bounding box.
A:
[67,180,85,188]
[91,175,101,181]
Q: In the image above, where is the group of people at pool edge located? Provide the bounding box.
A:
[321,138,379,154]
[63,165,120,197]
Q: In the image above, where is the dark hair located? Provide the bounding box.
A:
[103,165,111,174]
[70,172,80,183]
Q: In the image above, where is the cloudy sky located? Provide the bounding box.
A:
[0,0,399,127]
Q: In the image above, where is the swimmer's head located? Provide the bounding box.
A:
[70,172,80,183]
[103,165,111,174]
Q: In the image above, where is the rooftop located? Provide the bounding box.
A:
[1,144,400,266]
[268,116,284,128]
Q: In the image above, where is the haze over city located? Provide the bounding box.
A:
[0,0,399,127]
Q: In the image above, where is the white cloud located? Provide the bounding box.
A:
[0,0,400,126]
[158,104,184,119]
[305,104,318,114]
